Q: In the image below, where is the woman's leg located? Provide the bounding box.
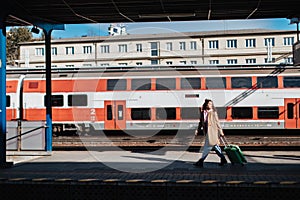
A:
[213,144,227,165]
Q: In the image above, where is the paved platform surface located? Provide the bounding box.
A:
[1,150,300,184]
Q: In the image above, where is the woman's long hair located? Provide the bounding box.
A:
[202,99,216,112]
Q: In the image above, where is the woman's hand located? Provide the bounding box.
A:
[195,130,198,136]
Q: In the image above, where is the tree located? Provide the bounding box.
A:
[6,27,32,66]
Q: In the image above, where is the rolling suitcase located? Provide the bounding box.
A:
[220,136,247,165]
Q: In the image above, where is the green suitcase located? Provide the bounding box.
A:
[221,137,247,165]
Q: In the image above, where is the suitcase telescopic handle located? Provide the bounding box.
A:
[220,136,229,147]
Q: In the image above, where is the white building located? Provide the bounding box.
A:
[18,29,297,68]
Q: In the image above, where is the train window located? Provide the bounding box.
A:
[156,108,176,120]
[258,107,279,119]
[156,78,176,90]
[287,103,294,119]
[181,107,200,119]
[28,82,39,89]
[283,76,300,88]
[107,79,127,91]
[68,94,87,106]
[231,77,252,88]
[107,105,112,120]
[131,108,151,120]
[44,95,64,107]
[216,107,227,119]
[257,77,278,88]
[118,105,123,120]
[6,95,10,107]
[232,107,253,119]
[206,77,226,89]
[131,79,151,90]
[180,78,201,89]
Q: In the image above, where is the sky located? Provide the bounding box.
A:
[47,18,297,39]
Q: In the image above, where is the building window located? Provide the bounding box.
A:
[131,79,151,90]
[232,107,253,119]
[107,79,127,91]
[181,107,200,119]
[206,77,226,89]
[179,42,186,50]
[246,58,256,64]
[166,61,173,65]
[284,57,293,64]
[118,44,127,53]
[156,108,176,120]
[190,41,197,50]
[258,107,279,119]
[245,39,256,48]
[179,61,186,65]
[227,59,237,64]
[65,65,74,67]
[209,60,219,65]
[156,78,176,90]
[83,46,92,54]
[227,39,237,48]
[181,78,201,89]
[136,44,142,52]
[151,42,159,56]
[191,61,197,65]
[118,63,128,66]
[136,62,143,65]
[131,108,151,120]
[68,94,87,107]
[65,47,74,55]
[100,45,110,53]
[51,47,57,55]
[83,64,92,67]
[264,38,275,47]
[231,77,252,88]
[264,58,275,63]
[35,65,44,68]
[52,65,58,68]
[100,63,110,66]
[209,40,219,49]
[166,42,173,51]
[283,37,294,46]
[257,76,278,88]
[151,59,159,65]
[35,48,44,56]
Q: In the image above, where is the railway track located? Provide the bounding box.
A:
[53,135,300,151]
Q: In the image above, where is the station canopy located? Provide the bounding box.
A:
[3,0,300,26]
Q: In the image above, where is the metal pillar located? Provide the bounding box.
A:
[0,18,7,165]
[37,24,64,152]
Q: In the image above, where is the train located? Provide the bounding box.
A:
[5,64,300,135]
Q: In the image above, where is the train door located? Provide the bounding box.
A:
[284,98,300,129]
[104,100,126,130]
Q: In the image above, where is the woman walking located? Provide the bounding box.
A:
[194,99,227,167]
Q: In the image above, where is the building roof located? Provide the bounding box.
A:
[19,29,296,45]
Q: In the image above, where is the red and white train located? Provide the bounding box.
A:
[6,65,300,135]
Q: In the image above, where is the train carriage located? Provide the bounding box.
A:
[6,65,300,135]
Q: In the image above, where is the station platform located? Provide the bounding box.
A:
[1,149,299,200]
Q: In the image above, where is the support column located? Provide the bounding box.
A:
[37,23,64,152]
[0,18,7,166]
[44,28,53,152]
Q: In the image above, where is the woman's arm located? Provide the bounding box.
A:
[215,112,224,136]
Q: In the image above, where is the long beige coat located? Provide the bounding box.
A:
[197,110,223,146]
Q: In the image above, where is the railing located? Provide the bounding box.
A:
[6,125,47,142]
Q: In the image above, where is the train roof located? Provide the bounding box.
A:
[6,64,300,79]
